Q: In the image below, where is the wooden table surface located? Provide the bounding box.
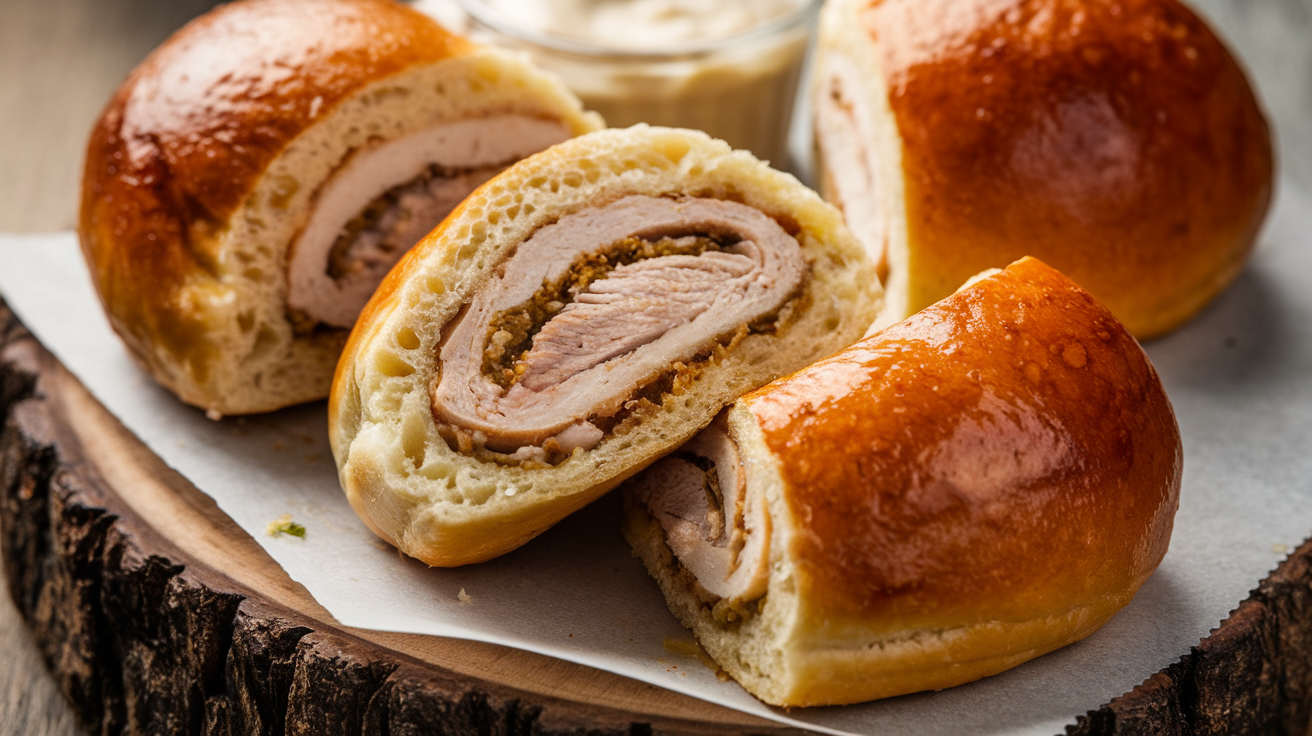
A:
[0,0,1308,734]
[0,4,222,732]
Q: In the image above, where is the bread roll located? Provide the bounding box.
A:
[624,257,1181,706]
[813,0,1274,338]
[79,0,602,416]
[329,126,881,567]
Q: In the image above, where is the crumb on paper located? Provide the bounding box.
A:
[663,637,729,681]
[266,514,306,538]
[458,588,473,604]
[663,637,701,657]
[1274,543,1291,555]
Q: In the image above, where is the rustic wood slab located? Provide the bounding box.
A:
[0,301,801,735]
[3,300,1312,735]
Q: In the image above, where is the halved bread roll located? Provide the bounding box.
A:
[79,0,602,416]
[624,257,1182,706]
[329,126,881,567]
[814,0,1274,338]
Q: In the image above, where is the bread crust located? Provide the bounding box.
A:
[747,255,1180,629]
[626,257,1181,705]
[822,0,1273,338]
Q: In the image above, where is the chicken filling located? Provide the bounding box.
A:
[324,163,505,296]
[481,234,726,391]
[816,60,888,282]
[430,195,807,466]
[630,415,770,607]
[287,116,573,331]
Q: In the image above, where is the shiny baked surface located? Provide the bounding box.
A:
[744,257,1182,632]
[861,0,1274,338]
[82,0,468,225]
[77,0,471,380]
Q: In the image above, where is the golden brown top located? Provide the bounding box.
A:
[742,257,1181,635]
[85,0,468,224]
[862,0,1273,338]
[78,0,471,387]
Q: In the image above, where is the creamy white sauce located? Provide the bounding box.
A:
[481,0,808,50]
[428,0,815,164]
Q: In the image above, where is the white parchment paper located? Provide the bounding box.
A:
[2,178,1310,735]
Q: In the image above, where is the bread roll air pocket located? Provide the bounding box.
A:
[329,126,882,567]
[625,257,1182,706]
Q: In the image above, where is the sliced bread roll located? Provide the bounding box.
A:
[329,126,882,567]
[624,257,1182,706]
[79,0,601,416]
[813,0,1273,338]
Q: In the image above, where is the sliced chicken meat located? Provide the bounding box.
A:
[816,57,887,276]
[431,195,806,460]
[288,116,572,329]
[517,248,761,390]
[630,416,770,603]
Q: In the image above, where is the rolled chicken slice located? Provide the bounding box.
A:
[329,126,881,567]
[288,116,572,329]
[79,0,601,416]
[814,53,890,284]
[624,257,1182,707]
[629,415,769,604]
[431,195,805,459]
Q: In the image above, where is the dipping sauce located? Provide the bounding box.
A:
[454,0,818,168]
[483,0,807,49]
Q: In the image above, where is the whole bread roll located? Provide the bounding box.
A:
[624,257,1181,706]
[329,126,881,567]
[79,0,601,417]
[814,0,1274,339]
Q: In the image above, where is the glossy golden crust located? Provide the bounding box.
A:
[860,0,1273,337]
[85,0,469,225]
[742,257,1181,638]
[79,0,472,390]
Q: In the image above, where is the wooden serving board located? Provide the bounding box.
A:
[1,298,1310,736]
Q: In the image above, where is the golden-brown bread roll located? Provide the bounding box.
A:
[329,126,882,567]
[79,0,601,417]
[813,0,1274,339]
[624,256,1182,706]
